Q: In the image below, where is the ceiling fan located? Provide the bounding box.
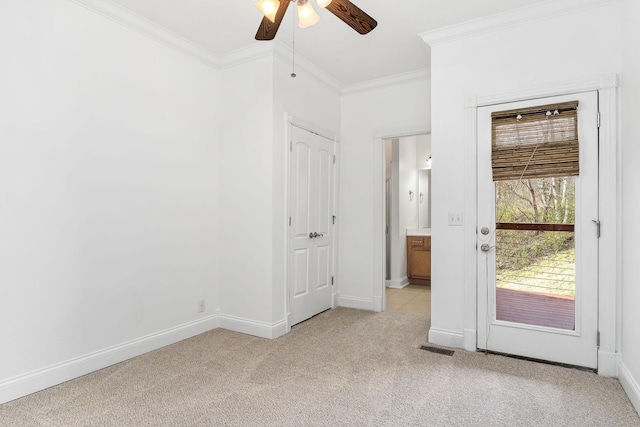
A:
[254,0,377,41]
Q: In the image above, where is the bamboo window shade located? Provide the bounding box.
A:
[491,100,579,181]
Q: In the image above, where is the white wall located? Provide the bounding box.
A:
[416,134,431,228]
[339,78,430,308]
[427,2,621,347]
[215,53,341,335]
[388,136,418,283]
[272,55,342,324]
[385,136,417,288]
[620,0,640,414]
[217,57,276,329]
[0,0,219,402]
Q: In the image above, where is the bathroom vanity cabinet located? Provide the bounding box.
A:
[406,235,431,285]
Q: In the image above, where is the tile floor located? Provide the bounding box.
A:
[385,284,431,317]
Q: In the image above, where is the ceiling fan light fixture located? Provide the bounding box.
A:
[297,0,320,28]
[255,0,280,23]
[316,0,332,8]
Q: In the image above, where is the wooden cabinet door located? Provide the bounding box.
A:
[407,237,431,280]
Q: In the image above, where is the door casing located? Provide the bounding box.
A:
[285,116,339,331]
[459,75,619,375]
[476,91,599,368]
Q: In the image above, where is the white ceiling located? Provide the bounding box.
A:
[107,0,550,86]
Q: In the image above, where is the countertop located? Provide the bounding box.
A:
[406,228,431,236]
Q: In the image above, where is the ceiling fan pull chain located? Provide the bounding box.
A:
[291,5,297,78]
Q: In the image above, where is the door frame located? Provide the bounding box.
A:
[284,114,340,332]
[463,75,619,375]
[373,128,430,312]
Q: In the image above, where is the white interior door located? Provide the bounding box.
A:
[477,92,599,369]
[289,125,334,326]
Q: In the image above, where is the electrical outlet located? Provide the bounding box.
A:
[448,212,463,226]
[198,299,206,313]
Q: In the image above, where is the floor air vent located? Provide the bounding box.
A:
[420,345,455,356]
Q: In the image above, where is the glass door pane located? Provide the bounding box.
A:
[494,177,575,330]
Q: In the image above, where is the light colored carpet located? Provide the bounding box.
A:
[1,308,638,426]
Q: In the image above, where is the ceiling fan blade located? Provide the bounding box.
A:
[255,0,290,41]
[325,0,377,35]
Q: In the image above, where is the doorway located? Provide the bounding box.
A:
[476,92,599,368]
[383,133,431,315]
[288,124,336,326]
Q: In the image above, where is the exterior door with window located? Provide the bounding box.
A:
[477,92,599,369]
[289,125,335,326]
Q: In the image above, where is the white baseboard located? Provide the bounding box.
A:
[218,314,288,339]
[0,314,219,405]
[618,359,640,416]
[337,295,375,311]
[429,327,465,349]
[373,295,383,312]
[386,276,409,289]
[463,328,477,352]
[597,349,618,377]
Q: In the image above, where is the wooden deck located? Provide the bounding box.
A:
[496,288,575,330]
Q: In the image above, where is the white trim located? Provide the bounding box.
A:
[70,0,219,68]
[373,295,384,312]
[69,0,344,93]
[374,129,431,316]
[332,139,342,312]
[375,129,431,141]
[283,115,293,336]
[618,360,640,416]
[218,314,288,340]
[343,69,431,96]
[464,74,620,374]
[598,350,618,377]
[373,136,386,314]
[469,75,618,108]
[337,295,374,311]
[287,115,340,143]
[0,314,219,405]
[428,328,465,349]
[420,0,619,47]
[284,115,341,330]
[598,84,621,371]
[273,43,343,94]
[386,277,410,289]
[217,43,276,70]
[462,96,479,354]
[464,329,477,352]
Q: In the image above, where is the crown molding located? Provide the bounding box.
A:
[216,43,276,71]
[69,0,344,92]
[272,42,343,94]
[420,0,619,47]
[70,0,220,69]
[342,69,431,96]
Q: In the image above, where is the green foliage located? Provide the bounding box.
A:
[494,176,576,282]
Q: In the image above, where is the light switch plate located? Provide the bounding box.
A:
[448,213,463,226]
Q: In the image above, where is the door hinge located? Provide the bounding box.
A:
[331,276,334,286]
[332,215,336,225]
[597,331,601,348]
[289,216,292,226]
[597,111,601,129]
[333,155,336,164]
[592,220,601,238]
[290,141,293,152]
